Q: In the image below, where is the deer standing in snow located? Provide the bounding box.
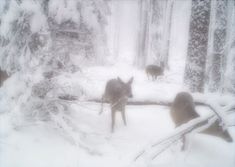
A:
[145,62,164,81]
[100,77,133,132]
[170,92,233,150]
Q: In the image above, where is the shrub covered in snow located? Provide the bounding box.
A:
[0,0,110,141]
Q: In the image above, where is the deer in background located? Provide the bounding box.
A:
[145,62,164,81]
[0,69,9,87]
[100,77,134,132]
[170,92,233,150]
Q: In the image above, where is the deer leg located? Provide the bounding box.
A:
[121,108,127,126]
[111,109,115,132]
[181,136,186,151]
[148,74,151,81]
[99,95,104,115]
[152,75,154,81]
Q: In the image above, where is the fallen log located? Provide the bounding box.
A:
[88,98,207,107]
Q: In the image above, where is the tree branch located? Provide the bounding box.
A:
[134,114,217,161]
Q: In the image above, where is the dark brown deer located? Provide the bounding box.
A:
[0,69,9,87]
[170,92,233,150]
[100,77,133,132]
[145,62,164,81]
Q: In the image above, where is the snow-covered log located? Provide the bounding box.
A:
[134,113,229,161]
[88,93,235,115]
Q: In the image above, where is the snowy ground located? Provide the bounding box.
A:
[1,102,235,167]
[1,65,235,167]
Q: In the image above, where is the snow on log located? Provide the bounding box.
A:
[134,114,222,161]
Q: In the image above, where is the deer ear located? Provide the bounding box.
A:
[128,77,134,84]
[117,77,123,83]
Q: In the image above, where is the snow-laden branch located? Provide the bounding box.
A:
[134,114,218,161]
[49,111,102,156]
[193,93,233,127]
[132,93,235,161]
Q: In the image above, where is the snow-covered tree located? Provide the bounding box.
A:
[135,0,150,68]
[207,0,229,92]
[0,0,110,139]
[146,0,165,66]
[0,0,110,73]
[136,0,174,69]
[224,0,235,94]
[149,0,174,69]
[162,0,174,69]
[184,0,211,92]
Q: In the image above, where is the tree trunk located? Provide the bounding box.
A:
[207,0,228,92]
[162,0,174,70]
[224,0,235,94]
[135,0,150,68]
[184,0,211,92]
[147,0,167,66]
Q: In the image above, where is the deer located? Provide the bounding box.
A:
[145,62,164,81]
[0,69,9,87]
[99,77,134,132]
[170,92,233,150]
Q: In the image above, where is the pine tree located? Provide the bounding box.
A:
[0,0,110,121]
[0,0,110,73]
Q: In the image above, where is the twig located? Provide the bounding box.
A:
[151,137,181,160]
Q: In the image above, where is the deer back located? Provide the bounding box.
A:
[104,77,133,104]
[145,65,163,76]
[171,92,199,127]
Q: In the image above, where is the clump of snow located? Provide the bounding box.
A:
[21,0,47,33]
[0,0,19,37]
[48,0,80,25]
